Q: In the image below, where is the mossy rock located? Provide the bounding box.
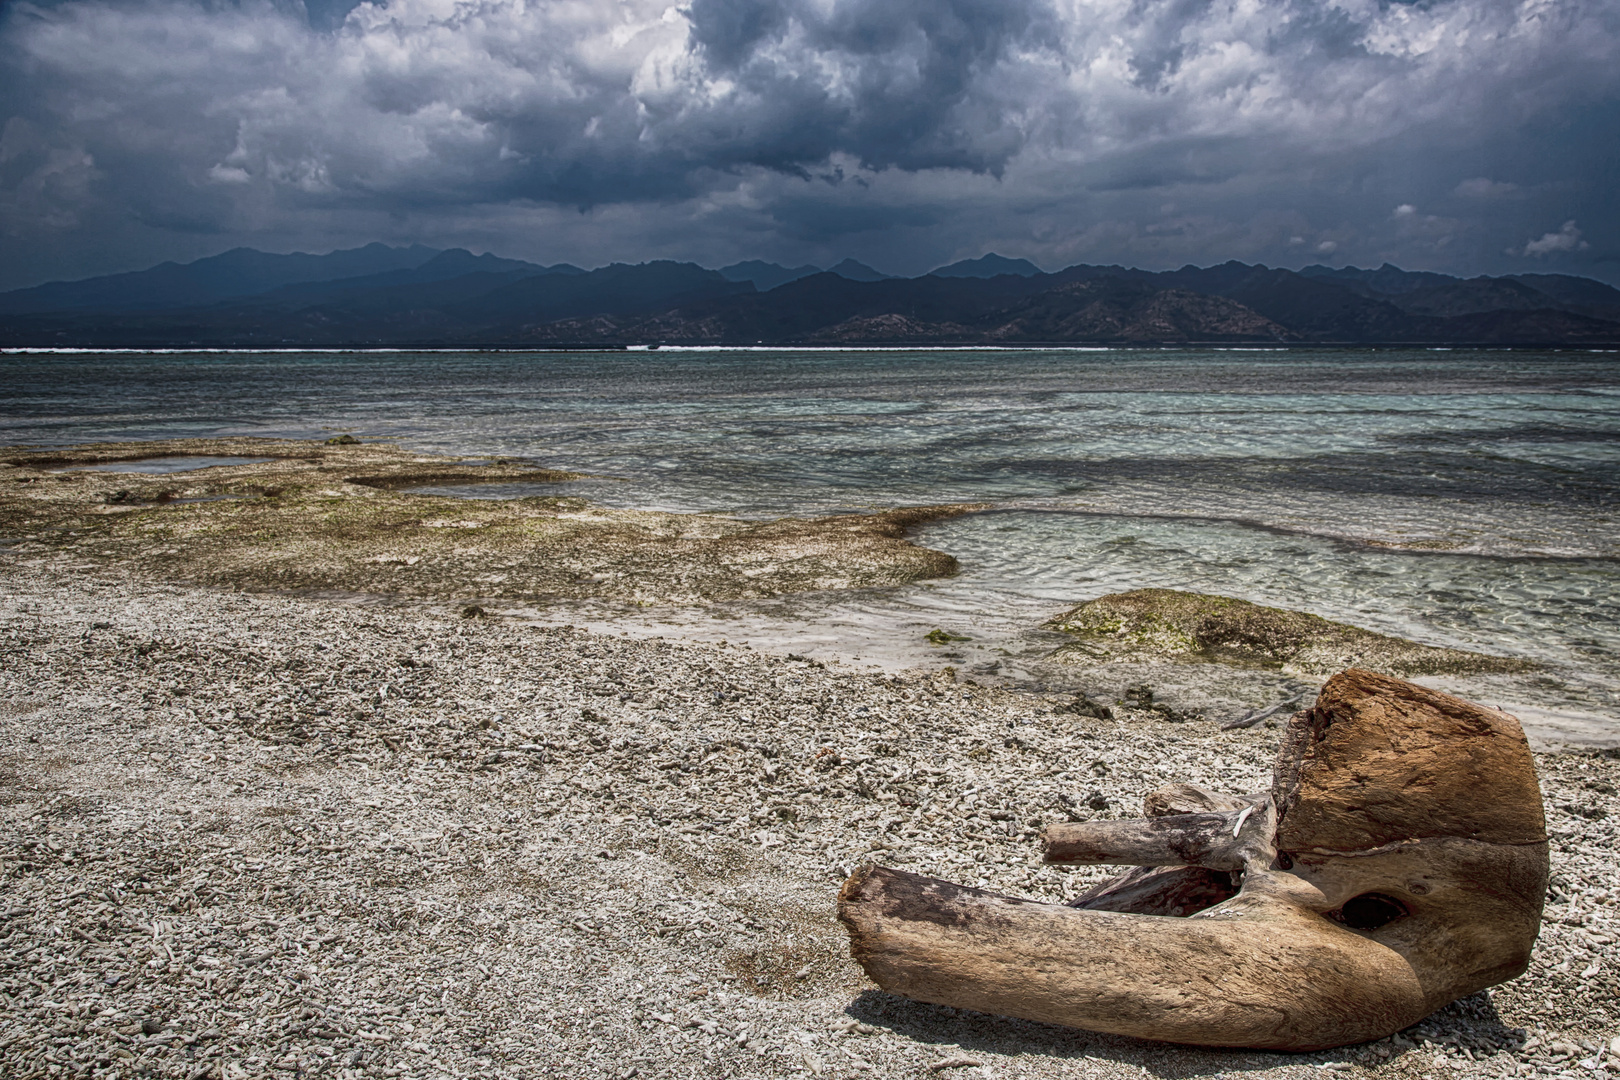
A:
[0,437,972,606]
[1046,588,1535,678]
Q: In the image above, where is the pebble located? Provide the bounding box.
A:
[0,564,1614,1078]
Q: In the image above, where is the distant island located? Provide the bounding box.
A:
[3,244,1618,347]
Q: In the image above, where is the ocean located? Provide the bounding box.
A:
[4,346,1618,734]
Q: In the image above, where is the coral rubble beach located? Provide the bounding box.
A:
[1,440,1616,1080]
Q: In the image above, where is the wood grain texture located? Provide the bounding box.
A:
[838,669,1550,1051]
[1141,782,1256,817]
[1065,865,1238,916]
[1041,812,1250,868]
[1273,668,1548,852]
[1288,837,1549,1010]
[838,865,1429,1051]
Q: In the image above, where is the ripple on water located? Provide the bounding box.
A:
[906,510,1620,711]
[5,348,1617,729]
[65,456,273,474]
[920,511,1620,659]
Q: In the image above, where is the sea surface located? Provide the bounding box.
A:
[4,347,1618,735]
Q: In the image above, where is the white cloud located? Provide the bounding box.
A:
[1518,221,1590,257]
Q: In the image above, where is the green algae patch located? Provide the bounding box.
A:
[1046,588,1535,678]
[0,437,970,606]
[925,628,971,645]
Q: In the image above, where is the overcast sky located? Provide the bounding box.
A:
[2,0,1617,289]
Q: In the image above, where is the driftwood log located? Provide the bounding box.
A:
[838,668,1549,1051]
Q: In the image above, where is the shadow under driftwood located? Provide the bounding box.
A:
[845,988,1524,1077]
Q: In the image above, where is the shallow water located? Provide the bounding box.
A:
[5,346,1617,728]
[69,455,273,474]
[922,511,1619,668]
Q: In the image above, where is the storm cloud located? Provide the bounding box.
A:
[2,0,1617,287]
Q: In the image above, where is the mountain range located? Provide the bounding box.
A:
[3,244,1618,347]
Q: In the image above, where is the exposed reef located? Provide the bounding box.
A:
[0,437,970,605]
[1046,588,1534,678]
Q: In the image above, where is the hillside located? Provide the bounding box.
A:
[3,250,1617,346]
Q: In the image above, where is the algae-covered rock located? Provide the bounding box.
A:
[1047,588,1534,678]
[0,437,971,606]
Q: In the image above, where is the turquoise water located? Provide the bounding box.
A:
[918,511,1616,680]
[4,347,1617,719]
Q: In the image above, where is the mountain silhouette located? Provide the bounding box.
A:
[3,249,1617,347]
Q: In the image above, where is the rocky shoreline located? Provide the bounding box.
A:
[1,438,1615,1079]
[1,563,1616,1080]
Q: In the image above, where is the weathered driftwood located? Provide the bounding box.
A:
[1041,807,1259,869]
[1060,783,1255,916]
[837,668,1549,1051]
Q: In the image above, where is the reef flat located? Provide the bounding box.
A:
[0,438,969,605]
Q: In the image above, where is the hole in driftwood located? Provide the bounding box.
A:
[1331,892,1408,930]
[1067,866,1237,917]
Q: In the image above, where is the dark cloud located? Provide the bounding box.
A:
[1,0,1618,288]
[764,191,953,243]
[687,0,1053,172]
